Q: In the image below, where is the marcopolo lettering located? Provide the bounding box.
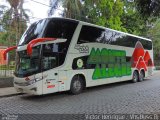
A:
[75,44,89,53]
[88,48,131,80]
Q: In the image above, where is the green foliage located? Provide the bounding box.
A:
[62,0,82,19]
[147,19,160,61]
[49,0,160,36]
[0,0,28,62]
[0,0,28,47]
[0,32,9,46]
[135,0,160,18]
[121,0,146,35]
[84,0,126,32]
[0,12,17,46]
[0,64,15,70]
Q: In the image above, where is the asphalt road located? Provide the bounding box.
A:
[1,71,160,119]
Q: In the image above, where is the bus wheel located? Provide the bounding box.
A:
[70,76,84,95]
[139,70,145,82]
[132,71,139,83]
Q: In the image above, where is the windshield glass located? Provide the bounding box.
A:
[15,46,41,77]
[19,19,46,45]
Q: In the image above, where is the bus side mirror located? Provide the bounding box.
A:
[27,38,57,56]
[3,46,17,60]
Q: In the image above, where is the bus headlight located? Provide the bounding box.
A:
[35,77,43,81]
[28,79,36,85]
[28,77,43,85]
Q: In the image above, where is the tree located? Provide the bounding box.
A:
[62,0,82,19]
[121,0,147,35]
[0,0,29,46]
[0,32,9,46]
[48,0,59,16]
[135,0,160,18]
[0,0,29,61]
[48,0,82,19]
[147,19,160,61]
[48,0,160,36]
[83,0,126,31]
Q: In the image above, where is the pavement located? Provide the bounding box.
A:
[0,87,21,97]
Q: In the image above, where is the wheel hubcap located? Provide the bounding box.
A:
[73,80,81,92]
[140,73,144,81]
[133,73,137,81]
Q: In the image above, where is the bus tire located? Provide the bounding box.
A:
[132,71,139,83]
[139,70,145,82]
[70,76,84,95]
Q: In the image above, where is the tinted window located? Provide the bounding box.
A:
[110,35,138,47]
[78,26,105,43]
[78,25,152,50]
[72,56,95,70]
[42,43,67,71]
[19,19,46,45]
[44,19,78,42]
[44,19,78,54]
[110,35,152,50]
[140,39,152,50]
[15,46,41,77]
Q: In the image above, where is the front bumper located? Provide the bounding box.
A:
[14,81,42,95]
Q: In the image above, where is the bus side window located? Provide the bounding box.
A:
[52,43,58,52]
[41,43,66,71]
[78,25,105,44]
[42,44,57,70]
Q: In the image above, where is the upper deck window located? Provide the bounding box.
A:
[18,18,78,46]
[78,25,152,50]
[44,19,78,42]
[19,19,46,45]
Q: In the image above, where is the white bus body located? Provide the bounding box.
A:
[8,18,154,95]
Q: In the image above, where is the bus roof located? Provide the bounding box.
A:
[36,17,152,42]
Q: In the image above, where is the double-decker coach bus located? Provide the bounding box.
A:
[3,18,154,95]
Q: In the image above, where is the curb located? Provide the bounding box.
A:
[0,93,24,98]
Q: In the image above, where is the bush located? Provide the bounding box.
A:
[0,65,15,70]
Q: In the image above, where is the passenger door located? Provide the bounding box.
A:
[42,70,59,94]
[41,43,60,94]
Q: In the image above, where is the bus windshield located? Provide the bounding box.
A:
[15,46,41,77]
[15,43,68,77]
[19,19,46,46]
[18,18,78,46]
